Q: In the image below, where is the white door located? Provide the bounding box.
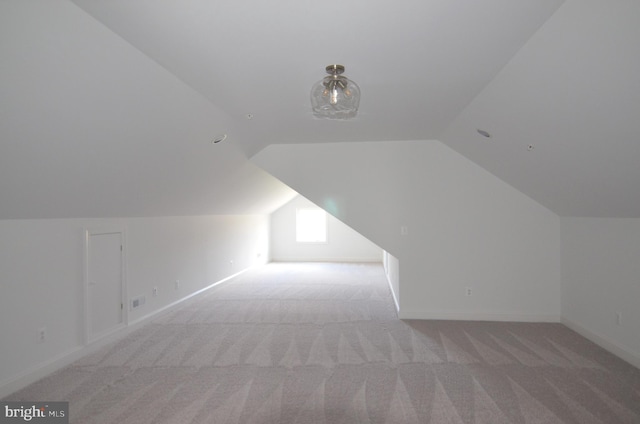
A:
[87,231,124,340]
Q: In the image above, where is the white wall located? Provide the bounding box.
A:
[253,140,562,321]
[270,195,381,262]
[561,218,640,368]
[0,214,269,396]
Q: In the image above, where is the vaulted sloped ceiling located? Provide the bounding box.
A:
[2,0,639,219]
[442,0,640,217]
[0,1,296,218]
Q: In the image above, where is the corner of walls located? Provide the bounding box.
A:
[561,316,640,369]
[560,217,640,369]
[383,251,400,314]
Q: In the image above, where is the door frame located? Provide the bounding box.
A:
[83,226,128,344]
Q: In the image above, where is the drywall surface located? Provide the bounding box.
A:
[561,218,640,367]
[0,1,296,219]
[253,140,561,321]
[0,214,269,395]
[270,195,381,262]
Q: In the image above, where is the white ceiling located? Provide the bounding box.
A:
[68,0,564,153]
[2,0,639,218]
[442,0,640,217]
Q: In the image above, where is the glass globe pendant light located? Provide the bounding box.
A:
[310,64,360,119]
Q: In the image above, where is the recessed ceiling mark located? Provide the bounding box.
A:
[246,114,254,120]
[477,129,491,138]
[527,144,535,151]
[212,134,227,144]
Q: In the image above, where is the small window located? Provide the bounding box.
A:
[296,208,327,243]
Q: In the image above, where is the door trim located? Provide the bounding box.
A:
[83,227,128,344]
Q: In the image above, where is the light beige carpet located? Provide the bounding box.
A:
[6,262,640,423]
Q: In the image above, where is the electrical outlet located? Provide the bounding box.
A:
[38,327,47,343]
[153,287,158,297]
[615,312,622,326]
[131,296,145,309]
[465,287,473,296]
[175,280,180,290]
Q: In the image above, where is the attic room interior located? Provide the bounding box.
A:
[1,0,639,422]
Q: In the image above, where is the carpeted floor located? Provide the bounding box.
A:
[6,262,640,423]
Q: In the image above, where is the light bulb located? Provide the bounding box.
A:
[330,87,339,105]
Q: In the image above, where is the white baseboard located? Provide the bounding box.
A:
[0,346,84,399]
[398,309,561,323]
[271,258,382,263]
[128,267,250,327]
[384,273,400,315]
[0,268,251,399]
[562,317,640,369]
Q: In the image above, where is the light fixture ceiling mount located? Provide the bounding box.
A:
[310,64,360,120]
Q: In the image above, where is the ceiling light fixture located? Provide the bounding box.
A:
[310,64,360,120]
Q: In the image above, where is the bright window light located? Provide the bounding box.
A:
[296,208,327,243]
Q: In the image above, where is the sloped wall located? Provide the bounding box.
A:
[253,140,561,321]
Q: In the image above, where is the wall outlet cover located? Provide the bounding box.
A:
[37,327,47,343]
[132,296,146,309]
